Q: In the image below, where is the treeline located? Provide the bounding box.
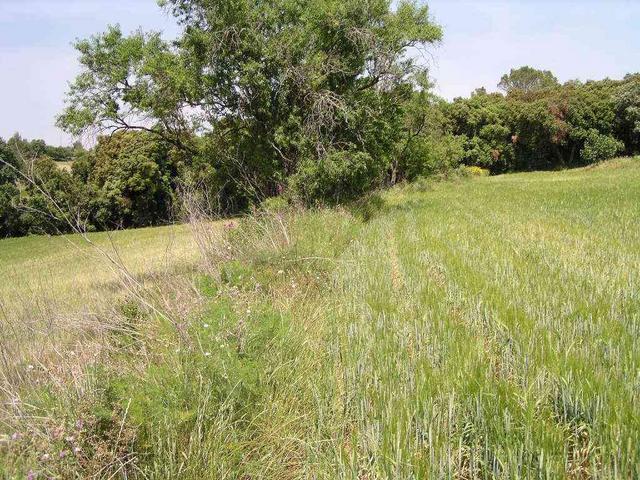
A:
[1,0,639,239]
[0,132,185,237]
[447,68,640,172]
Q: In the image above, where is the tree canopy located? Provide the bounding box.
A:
[498,66,559,95]
[57,0,442,204]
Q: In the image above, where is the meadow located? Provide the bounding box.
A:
[0,223,196,309]
[1,158,639,478]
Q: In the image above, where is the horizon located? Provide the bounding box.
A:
[1,0,639,146]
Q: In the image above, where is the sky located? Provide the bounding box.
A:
[1,0,639,146]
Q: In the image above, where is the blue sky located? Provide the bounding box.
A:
[1,0,639,146]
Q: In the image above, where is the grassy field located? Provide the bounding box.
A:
[1,158,639,478]
[0,223,196,310]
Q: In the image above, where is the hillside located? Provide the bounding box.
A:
[1,158,639,478]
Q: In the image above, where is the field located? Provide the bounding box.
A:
[1,158,639,478]
[0,223,196,309]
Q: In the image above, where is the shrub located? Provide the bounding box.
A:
[290,150,386,205]
[400,134,465,180]
[580,129,624,164]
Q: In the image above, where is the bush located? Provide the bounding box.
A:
[580,129,624,164]
[290,150,386,205]
[400,134,465,180]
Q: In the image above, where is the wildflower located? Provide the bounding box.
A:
[203,323,209,328]
[27,470,37,480]
[277,270,284,275]
[75,419,84,431]
[65,435,75,443]
[59,450,68,459]
[40,453,50,462]
[73,446,82,454]
[27,365,34,371]
[11,432,21,441]
[204,352,211,357]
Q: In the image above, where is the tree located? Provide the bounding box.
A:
[18,157,91,235]
[0,139,24,237]
[58,0,442,205]
[614,74,640,154]
[7,134,82,162]
[393,78,464,180]
[445,90,514,171]
[498,66,559,96]
[88,131,179,228]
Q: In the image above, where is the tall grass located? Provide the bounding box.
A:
[1,158,639,478]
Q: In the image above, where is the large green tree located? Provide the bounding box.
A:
[57,0,442,205]
[87,131,180,228]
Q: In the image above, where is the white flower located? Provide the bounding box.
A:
[203,323,209,328]
[204,352,211,357]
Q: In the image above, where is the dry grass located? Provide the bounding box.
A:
[0,224,197,309]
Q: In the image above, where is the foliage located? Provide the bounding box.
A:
[0,140,23,237]
[580,129,624,163]
[393,83,464,180]
[446,73,640,172]
[57,0,443,204]
[614,74,640,154]
[498,65,559,95]
[7,133,85,163]
[18,157,91,235]
[446,90,515,171]
[88,132,180,229]
[290,149,386,204]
